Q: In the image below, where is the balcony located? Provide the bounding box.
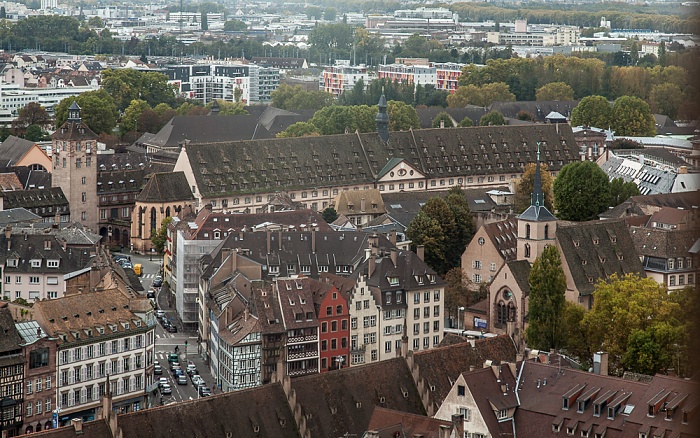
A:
[288,334,317,344]
[287,350,318,360]
[288,367,318,377]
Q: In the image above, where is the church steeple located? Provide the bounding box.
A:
[532,141,543,207]
[376,89,389,143]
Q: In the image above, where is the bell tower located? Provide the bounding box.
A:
[375,89,389,143]
[517,142,557,263]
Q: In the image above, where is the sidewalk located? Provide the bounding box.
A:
[156,283,184,333]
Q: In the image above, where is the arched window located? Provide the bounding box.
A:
[544,224,549,239]
[508,302,516,322]
[165,207,171,218]
[526,224,531,239]
[36,422,42,432]
[150,207,157,234]
[497,301,507,325]
[25,426,33,434]
[45,421,52,430]
[525,243,531,258]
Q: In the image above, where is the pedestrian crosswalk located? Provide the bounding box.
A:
[141,274,156,279]
[156,333,176,339]
[154,350,192,361]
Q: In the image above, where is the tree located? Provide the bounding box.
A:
[387,100,420,131]
[648,83,684,119]
[457,116,473,127]
[271,84,333,111]
[54,90,119,135]
[151,217,173,253]
[480,110,506,126]
[611,95,656,136]
[535,82,575,101]
[657,41,666,66]
[553,161,611,221]
[321,207,338,223]
[24,124,45,141]
[309,105,376,135]
[445,186,475,267]
[570,95,612,128]
[101,69,175,111]
[432,112,455,128]
[607,177,640,208]
[582,274,684,375]
[323,7,336,21]
[224,19,247,32]
[608,138,643,149]
[200,12,208,31]
[206,100,247,115]
[447,83,515,108]
[517,110,534,121]
[525,245,567,351]
[514,162,554,214]
[562,301,591,364]
[12,102,50,136]
[406,211,445,275]
[444,268,469,323]
[119,99,150,138]
[277,122,320,138]
[87,16,104,28]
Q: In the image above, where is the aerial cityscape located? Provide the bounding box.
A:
[0,0,697,436]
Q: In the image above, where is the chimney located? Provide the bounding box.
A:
[416,245,425,261]
[230,249,238,272]
[452,414,465,438]
[389,230,397,246]
[369,234,379,255]
[361,197,366,212]
[593,351,608,376]
[439,425,451,438]
[368,255,376,278]
[71,418,83,434]
[312,228,316,254]
[390,248,398,267]
[266,229,271,255]
[54,210,60,226]
[244,306,249,322]
[365,247,371,262]
[5,226,10,250]
[44,239,51,250]
[278,230,282,250]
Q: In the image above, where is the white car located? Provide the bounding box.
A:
[161,383,172,394]
[158,377,168,388]
[191,375,204,386]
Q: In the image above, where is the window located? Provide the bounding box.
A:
[414,292,420,304]
[336,305,343,314]
[434,290,440,301]
[473,274,481,283]
[363,300,369,309]
[433,320,440,331]
[356,301,361,311]
[321,340,327,351]
[331,321,337,332]
[36,378,42,392]
[30,276,40,284]
[351,318,357,329]
[473,260,482,269]
[385,341,392,353]
[458,385,466,396]
[490,262,497,272]
[326,306,332,316]
[414,308,420,319]
[47,260,59,268]
[46,377,51,389]
[423,337,429,348]
[15,276,21,284]
[423,307,430,318]
[670,275,676,286]
[27,380,32,394]
[386,292,391,304]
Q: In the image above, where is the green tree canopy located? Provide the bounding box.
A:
[447,82,515,108]
[101,69,176,111]
[432,111,455,128]
[611,95,656,136]
[480,110,506,126]
[119,99,150,138]
[54,89,119,135]
[457,116,473,127]
[514,162,554,214]
[321,207,338,223]
[582,274,686,375]
[535,82,575,101]
[444,186,475,265]
[270,84,333,111]
[309,105,376,135]
[277,122,320,138]
[223,19,247,31]
[12,102,50,137]
[648,83,684,120]
[151,217,173,253]
[24,124,45,141]
[553,160,611,221]
[608,177,640,208]
[525,245,567,350]
[387,100,420,131]
[570,95,612,128]
[206,100,247,115]
[406,211,445,275]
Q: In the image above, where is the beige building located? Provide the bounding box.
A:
[0,136,52,172]
[331,188,386,226]
[51,103,99,232]
[461,217,517,287]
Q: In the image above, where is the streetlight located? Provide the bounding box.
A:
[457,307,465,331]
[150,247,154,261]
[336,355,345,370]
[376,305,382,362]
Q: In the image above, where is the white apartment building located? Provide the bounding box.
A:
[0,83,97,124]
[33,292,157,426]
[377,63,437,87]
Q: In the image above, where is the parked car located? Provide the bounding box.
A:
[158,377,168,388]
[186,364,197,376]
[191,375,203,385]
[198,386,211,397]
[154,365,163,375]
[166,324,178,333]
[161,383,172,395]
[168,353,179,364]
[152,278,163,288]
[147,290,155,299]
[177,375,187,385]
[155,310,165,319]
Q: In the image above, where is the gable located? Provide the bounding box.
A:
[377,158,426,183]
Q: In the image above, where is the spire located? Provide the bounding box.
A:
[376,88,389,143]
[532,141,542,207]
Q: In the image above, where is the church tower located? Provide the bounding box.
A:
[376,90,389,143]
[51,102,99,232]
[517,142,557,263]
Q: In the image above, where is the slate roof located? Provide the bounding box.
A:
[0,304,23,354]
[489,100,579,122]
[600,191,700,219]
[629,227,697,260]
[274,277,319,330]
[50,115,98,141]
[2,187,67,211]
[7,165,52,189]
[12,223,100,246]
[614,148,689,168]
[0,208,41,226]
[182,124,578,198]
[556,219,645,296]
[32,291,145,346]
[483,217,518,261]
[507,260,532,296]
[365,406,451,438]
[135,172,194,203]
[648,207,689,227]
[599,155,676,195]
[463,364,519,437]
[0,135,37,167]
[291,357,426,437]
[411,334,517,411]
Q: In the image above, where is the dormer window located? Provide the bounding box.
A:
[388,276,399,286]
[31,260,41,268]
[7,259,17,268]
[47,260,59,268]
[427,274,436,283]
[415,275,424,285]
